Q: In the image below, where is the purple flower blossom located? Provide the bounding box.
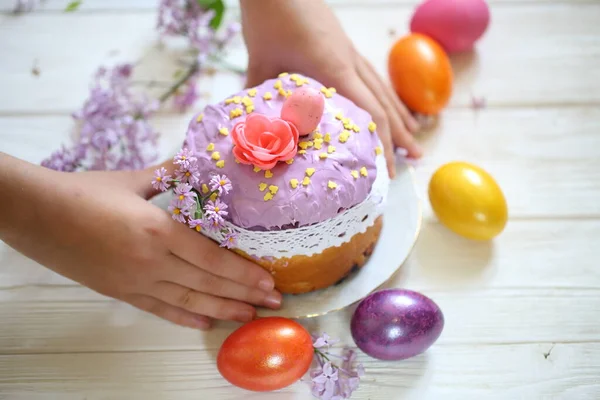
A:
[175,163,200,185]
[313,333,340,349]
[209,174,232,195]
[471,95,487,110]
[220,230,238,248]
[188,218,204,232]
[309,335,364,400]
[219,22,241,47]
[173,75,201,112]
[203,216,223,233]
[157,0,218,54]
[13,0,36,13]
[168,198,192,223]
[41,64,160,172]
[311,362,339,400]
[173,148,197,169]
[174,182,195,199]
[204,199,228,223]
[41,144,86,172]
[173,182,197,211]
[152,167,173,191]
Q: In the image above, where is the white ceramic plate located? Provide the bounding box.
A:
[258,163,422,319]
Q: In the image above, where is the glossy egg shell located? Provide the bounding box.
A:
[280,87,325,136]
[388,33,453,115]
[410,0,491,54]
[429,161,508,240]
[351,289,444,360]
[217,317,314,392]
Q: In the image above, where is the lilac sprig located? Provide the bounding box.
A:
[157,0,242,111]
[310,333,365,400]
[39,0,243,173]
[153,148,237,248]
[42,64,160,172]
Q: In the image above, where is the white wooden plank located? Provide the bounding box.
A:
[0,343,598,400]
[2,107,599,217]
[2,216,600,291]
[2,0,591,13]
[0,283,598,353]
[0,4,598,113]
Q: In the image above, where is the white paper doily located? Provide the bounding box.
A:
[257,162,422,319]
[202,155,390,258]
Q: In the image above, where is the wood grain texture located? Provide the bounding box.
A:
[1,0,599,398]
[0,4,598,112]
[0,343,599,400]
[1,0,594,13]
[0,285,599,355]
[2,107,599,218]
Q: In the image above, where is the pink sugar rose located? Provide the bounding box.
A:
[231,113,299,170]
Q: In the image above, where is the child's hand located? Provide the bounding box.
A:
[240,0,422,178]
[0,155,281,329]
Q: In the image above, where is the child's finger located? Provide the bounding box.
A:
[164,254,282,309]
[166,221,276,292]
[329,68,396,178]
[356,57,422,159]
[360,56,420,134]
[127,293,212,330]
[152,281,257,323]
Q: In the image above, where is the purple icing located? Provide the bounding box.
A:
[183,74,382,230]
[350,289,444,361]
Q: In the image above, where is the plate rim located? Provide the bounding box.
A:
[258,164,423,319]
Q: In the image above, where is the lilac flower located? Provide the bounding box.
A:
[41,64,160,173]
[175,163,200,185]
[41,145,85,172]
[471,95,487,110]
[173,74,201,112]
[313,333,340,349]
[204,199,228,223]
[220,230,238,248]
[188,218,204,232]
[157,0,218,53]
[309,334,364,400]
[173,148,197,169]
[152,167,173,191]
[209,174,232,195]
[219,22,241,47]
[168,198,192,223]
[13,0,36,13]
[311,362,339,400]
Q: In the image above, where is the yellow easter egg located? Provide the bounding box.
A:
[428,162,508,240]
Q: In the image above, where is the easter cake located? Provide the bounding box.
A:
[183,73,390,294]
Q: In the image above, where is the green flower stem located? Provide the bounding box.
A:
[201,189,220,205]
[193,189,204,220]
[208,56,246,76]
[157,55,245,105]
[159,61,200,104]
[314,348,330,362]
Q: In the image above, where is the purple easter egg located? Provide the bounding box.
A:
[350,289,444,360]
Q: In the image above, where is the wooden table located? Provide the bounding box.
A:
[1,0,599,398]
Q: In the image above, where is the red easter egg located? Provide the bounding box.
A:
[217,317,314,392]
[280,87,325,136]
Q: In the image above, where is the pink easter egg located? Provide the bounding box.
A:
[410,0,490,54]
[280,87,325,136]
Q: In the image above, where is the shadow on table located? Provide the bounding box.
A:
[414,220,494,286]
